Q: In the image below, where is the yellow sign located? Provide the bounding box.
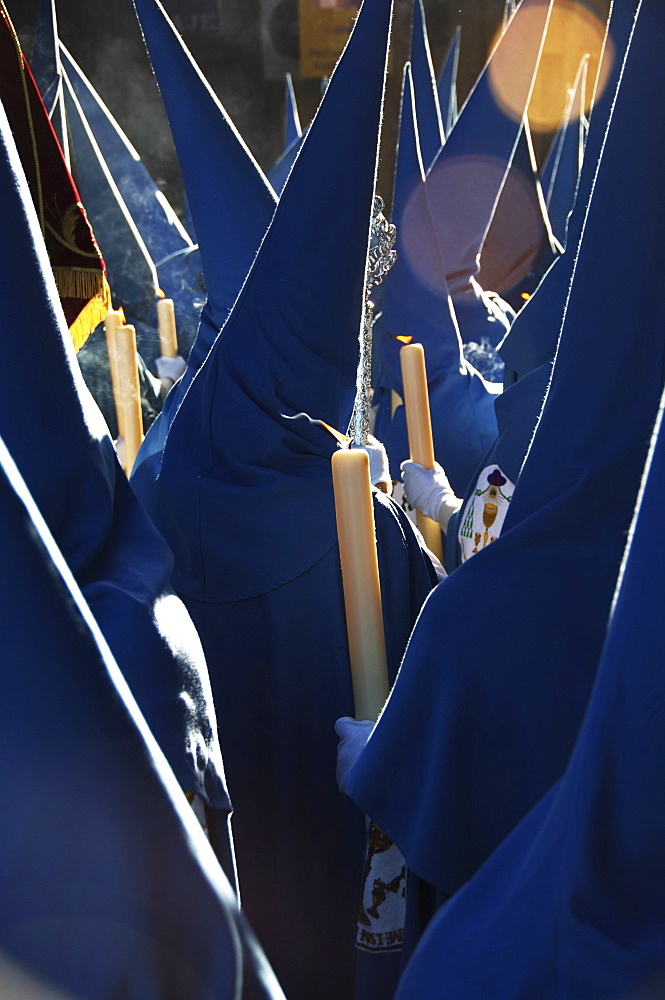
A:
[298,0,360,79]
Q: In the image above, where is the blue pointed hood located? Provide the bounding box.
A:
[396,379,665,999]
[541,55,588,245]
[267,128,306,195]
[59,43,203,357]
[394,19,665,975]
[30,0,58,108]
[539,56,585,203]
[0,435,284,1000]
[427,0,553,297]
[59,44,196,267]
[0,94,229,811]
[132,0,394,603]
[476,115,560,309]
[500,0,632,382]
[410,0,444,170]
[437,24,460,136]
[132,0,278,376]
[267,75,306,193]
[284,71,302,149]
[62,67,160,330]
[29,0,68,154]
[346,0,660,907]
[374,62,498,494]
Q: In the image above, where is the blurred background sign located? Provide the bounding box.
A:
[167,0,223,34]
[298,0,360,78]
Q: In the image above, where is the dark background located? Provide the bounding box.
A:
[7,0,611,217]
[7,0,513,215]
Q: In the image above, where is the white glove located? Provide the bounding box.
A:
[401,459,462,532]
[335,716,374,795]
[351,434,392,493]
[155,354,187,391]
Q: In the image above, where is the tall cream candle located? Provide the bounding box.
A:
[332,448,389,722]
[156,298,179,358]
[400,342,444,561]
[115,324,144,476]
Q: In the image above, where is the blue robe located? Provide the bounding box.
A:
[372,64,499,496]
[396,180,665,1000]
[0,432,283,1000]
[131,0,440,993]
[180,488,436,1000]
[0,97,230,833]
[346,0,660,938]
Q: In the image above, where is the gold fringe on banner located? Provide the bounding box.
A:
[53,265,108,302]
[58,271,113,352]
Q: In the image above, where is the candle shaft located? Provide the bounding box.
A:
[115,324,144,476]
[332,449,389,722]
[400,343,444,560]
[156,298,179,358]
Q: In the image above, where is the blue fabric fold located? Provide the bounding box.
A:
[0,95,229,814]
[372,62,499,495]
[395,4,665,970]
[436,24,460,136]
[132,0,278,380]
[346,0,660,916]
[0,433,284,1000]
[410,0,444,170]
[131,2,441,995]
[59,43,203,359]
[427,0,553,299]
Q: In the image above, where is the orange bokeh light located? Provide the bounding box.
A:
[489,0,611,132]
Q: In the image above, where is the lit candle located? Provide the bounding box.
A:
[115,324,144,476]
[332,448,389,722]
[156,298,179,358]
[400,342,444,561]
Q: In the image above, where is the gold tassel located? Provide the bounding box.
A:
[66,274,113,352]
[52,265,109,303]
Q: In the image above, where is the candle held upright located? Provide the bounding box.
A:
[400,342,444,561]
[332,448,389,723]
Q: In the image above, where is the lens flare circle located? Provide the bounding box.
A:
[490,0,611,132]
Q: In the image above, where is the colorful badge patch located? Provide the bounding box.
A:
[458,466,515,563]
[355,822,407,953]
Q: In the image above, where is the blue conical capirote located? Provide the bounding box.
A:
[284,71,301,148]
[500,0,633,381]
[374,62,498,494]
[0,429,284,1000]
[476,116,559,308]
[346,0,661,919]
[133,0,394,603]
[427,0,554,295]
[0,92,229,813]
[267,129,305,195]
[410,0,444,170]
[437,24,460,135]
[132,0,278,376]
[542,55,588,245]
[60,43,203,357]
[30,0,67,155]
[62,68,160,323]
[392,5,665,986]
[30,0,58,107]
